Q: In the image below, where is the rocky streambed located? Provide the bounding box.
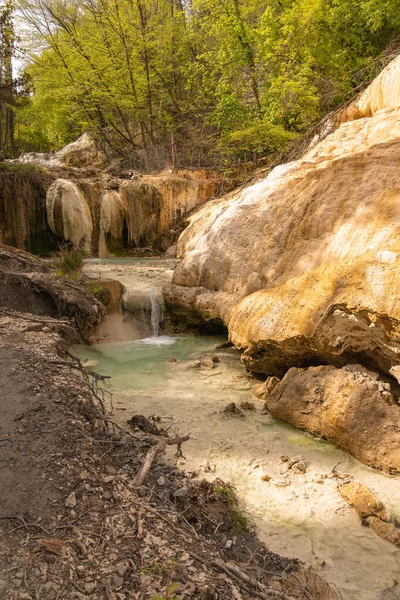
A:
[76,258,400,600]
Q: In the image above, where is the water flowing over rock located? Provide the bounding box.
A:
[2,130,233,257]
[165,56,400,471]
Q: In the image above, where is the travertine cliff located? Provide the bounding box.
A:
[165,57,400,471]
[1,133,230,256]
[45,170,226,256]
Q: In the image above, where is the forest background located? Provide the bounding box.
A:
[1,0,400,170]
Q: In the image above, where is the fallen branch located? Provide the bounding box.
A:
[210,560,295,600]
[134,434,189,487]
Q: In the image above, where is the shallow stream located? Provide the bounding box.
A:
[75,259,400,600]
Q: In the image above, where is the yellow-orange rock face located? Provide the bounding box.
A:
[165,57,400,472]
[265,365,400,472]
[168,56,400,379]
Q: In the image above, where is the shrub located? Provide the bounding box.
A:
[52,245,85,280]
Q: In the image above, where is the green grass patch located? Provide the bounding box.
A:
[52,245,85,280]
[214,485,253,533]
[0,161,48,175]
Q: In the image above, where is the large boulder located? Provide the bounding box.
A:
[51,132,106,168]
[265,365,400,473]
[166,56,400,381]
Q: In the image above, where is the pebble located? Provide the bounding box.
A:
[173,486,188,498]
[113,575,124,588]
[157,476,166,486]
[65,491,77,508]
[85,582,96,594]
[116,562,128,577]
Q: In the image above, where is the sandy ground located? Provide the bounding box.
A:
[78,257,400,599]
[76,337,400,600]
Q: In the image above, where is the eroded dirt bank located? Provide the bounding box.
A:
[0,247,334,600]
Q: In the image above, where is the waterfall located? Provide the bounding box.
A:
[149,288,163,336]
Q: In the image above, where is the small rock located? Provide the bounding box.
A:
[224,539,233,549]
[216,341,234,349]
[291,460,307,474]
[173,487,188,498]
[157,476,166,486]
[367,517,400,547]
[113,575,124,588]
[201,356,215,369]
[42,326,51,334]
[252,376,280,400]
[339,481,390,521]
[240,401,255,411]
[65,491,77,508]
[116,562,128,577]
[168,357,178,363]
[223,403,245,418]
[288,455,307,473]
[188,360,201,368]
[274,479,291,487]
[85,582,96,594]
[261,474,271,482]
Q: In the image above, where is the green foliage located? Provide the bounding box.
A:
[0,161,46,174]
[214,485,253,533]
[151,582,180,600]
[85,283,104,299]
[52,245,85,280]
[223,121,298,160]
[13,0,400,167]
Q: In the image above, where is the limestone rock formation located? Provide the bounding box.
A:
[44,170,227,257]
[51,132,106,168]
[0,166,57,254]
[264,365,400,473]
[47,179,93,254]
[3,133,232,257]
[166,56,400,381]
[20,132,106,169]
[338,482,390,521]
[338,481,400,548]
[165,56,400,472]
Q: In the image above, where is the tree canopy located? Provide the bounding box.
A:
[9,0,400,167]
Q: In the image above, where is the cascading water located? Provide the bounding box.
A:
[149,287,163,337]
